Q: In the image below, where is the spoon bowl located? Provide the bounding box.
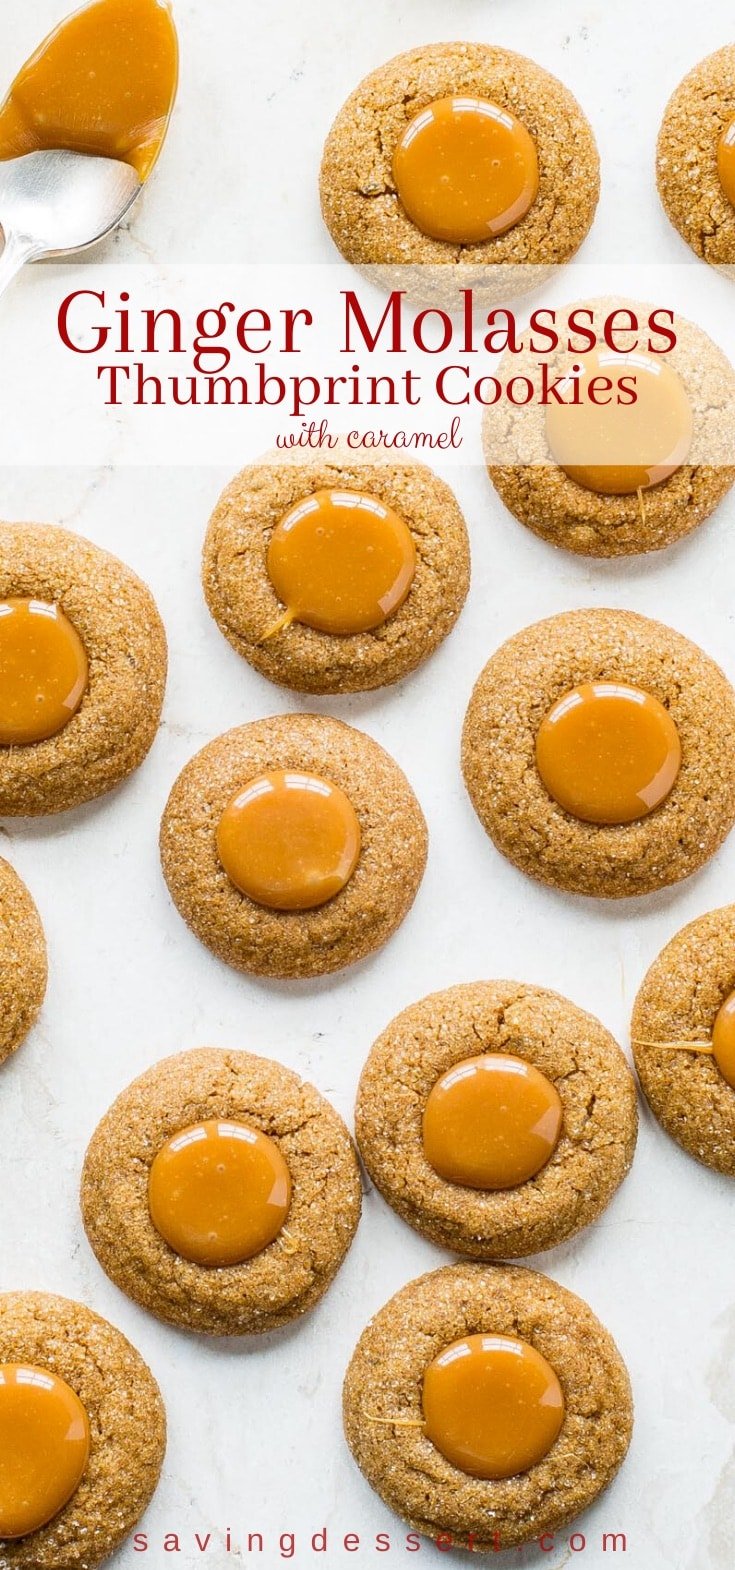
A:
[0,148,141,295]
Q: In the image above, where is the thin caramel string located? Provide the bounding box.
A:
[279,1227,299,1255]
[637,486,647,527]
[364,1411,425,1429]
[260,606,296,643]
[633,1038,715,1054]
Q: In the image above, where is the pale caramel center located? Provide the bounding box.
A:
[0,0,178,180]
[0,1365,90,1540]
[266,488,416,637]
[535,681,681,825]
[545,348,693,495]
[422,1333,564,1480]
[216,769,361,911]
[0,597,88,746]
[423,1054,562,1190]
[148,1118,292,1267]
[392,96,539,245]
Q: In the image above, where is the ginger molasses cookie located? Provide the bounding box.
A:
[202,455,470,695]
[0,1291,165,1570]
[0,858,47,1066]
[81,1048,362,1335]
[484,301,735,556]
[320,43,599,306]
[0,524,167,816]
[632,905,735,1176]
[160,713,427,978]
[343,1263,632,1551]
[356,981,637,1258]
[657,46,735,268]
[462,608,735,898]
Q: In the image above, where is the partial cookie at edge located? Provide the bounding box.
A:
[0,1291,165,1570]
[632,905,735,1176]
[0,858,47,1065]
[656,45,735,267]
[0,523,167,816]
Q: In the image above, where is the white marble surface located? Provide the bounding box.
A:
[1,0,735,1568]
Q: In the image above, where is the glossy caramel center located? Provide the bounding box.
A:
[266,488,416,637]
[0,597,88,746]
[0,1364,90,1540]
[535,681,681,825]
[545,347,693,495]
[392,96,539,245]
[717,121,735,208]
[216,769,361,911]
[712,991,735,1089]
[148,1118,292,1267]
[0,0,178,180]
[422,1333,564,1480]
[422,1053,563,1190]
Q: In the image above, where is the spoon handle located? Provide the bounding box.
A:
[0,228,44,300]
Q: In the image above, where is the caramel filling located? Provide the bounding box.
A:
[392,96,539,245]
[422,1333,564,1480]
[0,597,88,746]
[148,1118,292,1267]
[422,1053,562,1190]
[0,0,178,180]
[545,348,693,495]
[717,121,735,208]
[712,992,735,1088]
[0,1364,90,1540]
[265,488,416,638]
[216,769,361,911]
[535,681,681,825]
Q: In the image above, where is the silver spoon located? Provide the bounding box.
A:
[0,148,141,298]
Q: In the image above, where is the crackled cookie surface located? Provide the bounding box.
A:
[160,713,427,978]
[657,46,735,267]
[462,608,735,898]
[0,1292,165,1570]
[81,1048,362,1334]
[0,524,167,815]
[202,456,469,694]
[356,981,637,1258]
[343,1263,632,1550]
[320,43,599,304]
[632,905,735,1176]
[484,304,735,556]
[0,858,47,1066]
